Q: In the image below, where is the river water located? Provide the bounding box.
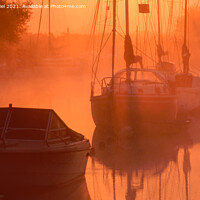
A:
[0,66,200,200]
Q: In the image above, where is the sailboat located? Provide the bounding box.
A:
[174,0,200,113]
[156,0,200,114]
[90,0,177,128]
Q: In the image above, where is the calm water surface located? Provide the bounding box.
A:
[0,67,200,200]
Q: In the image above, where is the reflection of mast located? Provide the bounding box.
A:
[159,173,162,200]
[126,170,144,200]
[112,168,116,200]
[126,170,136,200]
[183,147,191,200]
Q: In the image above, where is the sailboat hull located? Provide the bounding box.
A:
[91,94,177,127]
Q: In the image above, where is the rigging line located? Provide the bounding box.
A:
[144,15,154,66]
[115,30,124,39]
[116,3,125,36]
[92,31,113,86]
[90,0,101,38]
[92,0,110,87]
[132,43,157,63]
[96,0,104,53]
[174,35,182,72]
[37,0,44,45]
[149,16,157,50]
[142,14,146,63]
[89,0,101,67]
[90,0,101,82]
[190,63,200,72]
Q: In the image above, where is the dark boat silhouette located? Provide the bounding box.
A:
[0,105,90,186]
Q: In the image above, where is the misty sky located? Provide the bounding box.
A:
[27,0,198,35]
[28,0,95,35]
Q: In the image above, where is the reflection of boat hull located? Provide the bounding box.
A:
[91,94,177,127]
[92,126,180,174]
[0,177,91,200]
[0,141,90,187]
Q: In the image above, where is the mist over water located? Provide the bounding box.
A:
[1,3,200,198]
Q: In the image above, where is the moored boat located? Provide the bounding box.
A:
[156,0,200,114]
[91,67,177,127]
[90,0,177,128]
[0,105,90,186]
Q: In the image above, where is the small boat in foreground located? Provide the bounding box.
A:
[0,105,90,186]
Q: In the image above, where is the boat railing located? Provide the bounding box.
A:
[101,77,126,94]
[47,130,71,146]
[101,77,171,95]
[7,127,46,132]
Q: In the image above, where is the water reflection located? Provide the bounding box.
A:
[0,177,91,200]
[90,125,192,200]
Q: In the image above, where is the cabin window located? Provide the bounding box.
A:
[48,113,69,140]
[0,108,9,136]
[5,129,45,140]
[9,109,49,129]
[4,108,49,140]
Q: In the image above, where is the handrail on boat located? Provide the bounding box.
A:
[101,76,170,96]
[47,131,70,146]
[7,128,47,132]
[101,77,126,94]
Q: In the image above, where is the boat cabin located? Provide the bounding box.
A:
[0,106,83,147]
[101,68,171,95]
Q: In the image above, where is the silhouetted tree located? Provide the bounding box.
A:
[0,0,31,72]
[0,0,31,43]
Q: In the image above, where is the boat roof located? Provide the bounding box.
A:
[114,68,166,81]
[0,106,83,141]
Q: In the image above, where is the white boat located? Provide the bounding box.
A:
[156,0,200,114]
[90,0,177,128]
[0,105,90,186]
[91,67,177,127]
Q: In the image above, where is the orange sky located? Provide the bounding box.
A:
[27,0,197,35]
[28,0,95,34]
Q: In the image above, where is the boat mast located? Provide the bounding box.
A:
[125,0,129,35]
[112,0,117,88]
[182,0,190,73]
[49,0,51,48]
[184,0,187,47]
[157,0,163,65]
[125,0,131,81]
